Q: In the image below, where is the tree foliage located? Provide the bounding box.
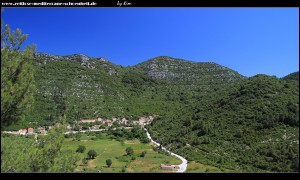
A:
[282,71,299,81]
[87,150,97,159]
[107,126,150,144]
[76,145,86,153]
[1,11,35,129]
[1,122,80,172]
[106,159,112,168]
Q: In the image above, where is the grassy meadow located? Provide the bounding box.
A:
[62,133,181,172]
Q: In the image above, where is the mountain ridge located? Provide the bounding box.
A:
[34,52,245,78]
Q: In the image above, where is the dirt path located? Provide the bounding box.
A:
[144,128,187,173]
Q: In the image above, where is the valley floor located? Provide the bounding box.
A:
[62,133,182,172]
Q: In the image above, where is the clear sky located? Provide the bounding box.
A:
[2,8,299,77]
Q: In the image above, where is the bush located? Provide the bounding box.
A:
[140,151,147,157]
[125,147,134,156]
[76,145,86,153]
[64,134,70,138]
[106,159,112,167]
[82,158,88,165]
[152,146,158,152]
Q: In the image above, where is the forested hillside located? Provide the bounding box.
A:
[148,74,299,172]
[9,53,244,129]
[282,71,299,81]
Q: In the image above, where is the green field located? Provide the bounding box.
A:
[186,161,235,172]
[62,133,181,172]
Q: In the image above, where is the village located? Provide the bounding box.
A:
[3,115,158,136]
[76,115,157,131]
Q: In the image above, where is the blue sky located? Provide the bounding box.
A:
[2,8,299,77]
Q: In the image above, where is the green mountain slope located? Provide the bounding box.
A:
[148,74,299,172]
[17,53,243,127]
[282,71,299,81]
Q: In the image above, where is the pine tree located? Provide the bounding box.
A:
[1,9,36,129]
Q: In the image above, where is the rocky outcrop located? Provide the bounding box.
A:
[148,71,177,79]
[136,56,245,83]
[34,53,111,69]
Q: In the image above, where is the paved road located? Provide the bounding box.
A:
[144,128,187,173]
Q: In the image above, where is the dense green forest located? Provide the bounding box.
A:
[148,74,299,172]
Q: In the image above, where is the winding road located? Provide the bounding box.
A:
[144,128,187,173]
